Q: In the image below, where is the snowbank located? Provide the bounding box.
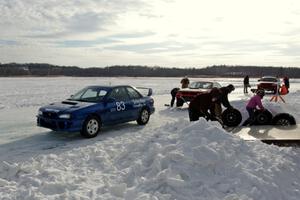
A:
[1,119,299,200]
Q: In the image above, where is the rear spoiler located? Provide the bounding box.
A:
[136,87,153,96]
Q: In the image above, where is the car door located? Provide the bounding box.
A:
[125,86,144,119]
[105,87,131,123]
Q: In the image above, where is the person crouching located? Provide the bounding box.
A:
[188,89,221,121]
[242,89,265,126]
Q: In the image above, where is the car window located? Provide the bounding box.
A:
[189,82,213,89]
[108,87,130,101]
[126,87,142,99]
[260,77,278,82]
[213,82,221,88]
[70,87,108,102]
[82,89,97,99]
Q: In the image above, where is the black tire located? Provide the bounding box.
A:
[137,108,150,125]
[272,113,296,126]
[176,98,184,107]
[254,110,273,125]
[221,108,242,127]
[81,115,101,138]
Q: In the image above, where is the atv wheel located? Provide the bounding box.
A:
[176,98,184,107]
[81,115,101,138]
[254,110,273,125]
[137,108,150,125]
[221,108,242,127]
[272,113,296,126]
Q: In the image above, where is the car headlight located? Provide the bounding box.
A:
[58,114,71,119]
[38,110,43,116]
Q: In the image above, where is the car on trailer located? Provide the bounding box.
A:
[37,85,155,138]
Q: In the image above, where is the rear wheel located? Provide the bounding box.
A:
[137,108,150,125]
[81,115,101,138]
[221,108,242,127]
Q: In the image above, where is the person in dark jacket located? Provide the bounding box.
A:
[180,76,190,89]
[283,76,290,93]
[170,87,180,107]
[243,75,250,93]
[188,89,221,121]
[212,84,235,120]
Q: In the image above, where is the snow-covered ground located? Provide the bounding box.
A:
[0,77,300,200]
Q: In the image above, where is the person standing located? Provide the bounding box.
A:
[283,76,290,93]
[170,87,179,107]
[243,75,250,93]
[180,76,190,89]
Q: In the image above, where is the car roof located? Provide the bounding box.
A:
[87,85,133,89]
[261,76,278,79]
[191,81,214,83]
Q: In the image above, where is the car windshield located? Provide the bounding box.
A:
[68,87,109,102]
[189,82,213,89]
[260,77,278,82]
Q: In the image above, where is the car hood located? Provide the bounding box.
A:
[40,100,98,113]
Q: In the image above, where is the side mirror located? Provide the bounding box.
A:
[147,88,153,96]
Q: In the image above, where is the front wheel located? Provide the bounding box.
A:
[81,115,101,138]
[137,108,150,125]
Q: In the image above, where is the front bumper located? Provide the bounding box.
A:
[150,107,155,114]
[37,116,82,132]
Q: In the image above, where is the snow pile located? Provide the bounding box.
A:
[1,119,299,200]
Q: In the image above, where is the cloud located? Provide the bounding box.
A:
[0,0,148,39]
[106,41,197,53]
[0,40,18,46]
[56,31,155,48]
[58,38,119,48]
[64,12,114,33]
[110,32,156,39]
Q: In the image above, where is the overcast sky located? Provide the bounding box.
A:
[1,0,300,68]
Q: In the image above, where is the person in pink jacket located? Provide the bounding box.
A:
[242,89,265,126]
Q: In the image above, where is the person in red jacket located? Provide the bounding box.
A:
[242,89,265,126]
[188,89,221,121]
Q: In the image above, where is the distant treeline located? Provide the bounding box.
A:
[0,63,300,78]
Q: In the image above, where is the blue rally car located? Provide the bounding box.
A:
[37,85,155,138]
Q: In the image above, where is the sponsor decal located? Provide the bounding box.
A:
[132,99,146,108]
